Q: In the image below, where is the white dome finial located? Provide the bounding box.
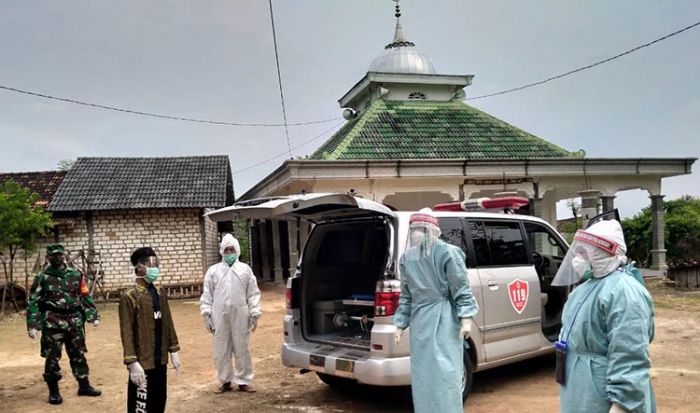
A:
[386,0,414,49]
[368,0,436,74]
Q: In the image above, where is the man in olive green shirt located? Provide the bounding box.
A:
[119,247,180,413]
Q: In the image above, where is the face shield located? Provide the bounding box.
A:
[138,256,160,269]
[403,217,441,262]
[552,229,626,286]
[132,255,160,284]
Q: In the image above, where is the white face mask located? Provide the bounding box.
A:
[572,255,593,279]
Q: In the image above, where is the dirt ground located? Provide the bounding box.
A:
[1,281,699,413]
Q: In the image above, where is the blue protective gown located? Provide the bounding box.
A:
[559,268,656,413]
[394,240,479,413]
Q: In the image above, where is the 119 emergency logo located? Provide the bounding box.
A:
[507,279,529,314]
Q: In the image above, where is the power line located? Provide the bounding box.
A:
[2,18,696,134]
[0,84,341,127]
[233,19,700,177]
[268,0,292,157]
[5,18,697,128]
[467,19,700,101]
[234,121,344,174]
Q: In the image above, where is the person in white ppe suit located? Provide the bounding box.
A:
[552,219,655,413]
[393,208,479,413]
[200,234,262,393]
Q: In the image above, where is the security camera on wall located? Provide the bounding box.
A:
[342,108,357,120]
[452,89,466,101]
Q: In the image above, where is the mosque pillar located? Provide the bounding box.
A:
[649,195,668,272]
[578,189,601,227]
[271,220,285,285]
[528,197,543,219]
[249,220,261,277]
[259,221,272,282]
[601,195,616,216]
[287,218,300,278]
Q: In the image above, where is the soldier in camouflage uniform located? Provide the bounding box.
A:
[26,243,102,405]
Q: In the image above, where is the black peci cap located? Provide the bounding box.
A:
[130,247,157,266]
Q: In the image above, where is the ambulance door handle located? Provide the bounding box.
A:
[487,280,499,291]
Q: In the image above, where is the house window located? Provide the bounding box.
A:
[408,92,427,100]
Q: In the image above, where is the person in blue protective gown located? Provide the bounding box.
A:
[393,208,479,413]
[552,219,656,413]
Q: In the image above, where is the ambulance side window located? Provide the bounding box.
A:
[467,220,528,267]
[438,217,469,266]
[466,221,492,266]
[484,221,528,266]
[523,222,566,258]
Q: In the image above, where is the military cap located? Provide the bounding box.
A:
[46,243,65,255]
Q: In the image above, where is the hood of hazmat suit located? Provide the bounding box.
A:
[552,219,628,287]
[557,219,656,413]
[219,233,241,258]
[200,234,262,385]
[394,208,479,413]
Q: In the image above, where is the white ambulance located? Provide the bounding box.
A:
[207,193,570,400]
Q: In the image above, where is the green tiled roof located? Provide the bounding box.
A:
[310,100,578,160]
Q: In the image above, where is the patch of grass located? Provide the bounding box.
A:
[653,294,700,311]
[647,278,700,311]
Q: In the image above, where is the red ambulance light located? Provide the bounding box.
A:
[480,196,529,210]
[433,196,529,212]
[432,202,464,212]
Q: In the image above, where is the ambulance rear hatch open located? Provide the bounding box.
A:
[206,193,399,350]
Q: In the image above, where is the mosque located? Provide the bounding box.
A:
[240,2,694,283]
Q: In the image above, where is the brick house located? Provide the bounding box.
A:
[2,156,233,295]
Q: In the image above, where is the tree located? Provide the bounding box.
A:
[0,179,53,313]
[231,219,250,263]
[622,196,700,267]
[567,198,581,229]
[57,159,74,171]
[559,198,583,243]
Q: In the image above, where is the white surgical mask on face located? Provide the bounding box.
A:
[572,256,593,279]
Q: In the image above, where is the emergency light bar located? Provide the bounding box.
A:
[433,196,529,212]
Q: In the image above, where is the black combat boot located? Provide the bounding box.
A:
[47,381,63,405]
[77,377,102,397]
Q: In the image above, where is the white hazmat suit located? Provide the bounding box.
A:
[200,234,262,386]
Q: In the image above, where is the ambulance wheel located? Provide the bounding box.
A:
[462,351,474,402]
[316,372,355,389]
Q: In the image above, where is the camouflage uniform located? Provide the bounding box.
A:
[27,262,99,382]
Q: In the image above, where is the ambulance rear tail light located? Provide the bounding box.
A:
[433,196,529,212]
[286,276,300,309]
[374,279,401,317]
[285,287,293,309]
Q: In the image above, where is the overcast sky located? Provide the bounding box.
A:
[1,0,698,218]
